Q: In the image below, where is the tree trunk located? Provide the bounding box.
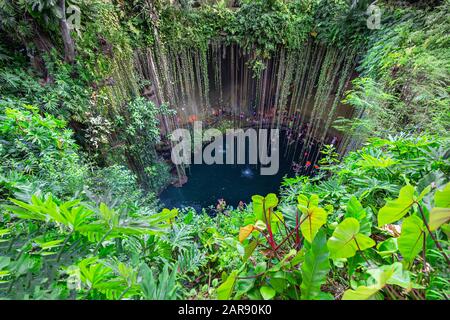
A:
[59,0,76,63]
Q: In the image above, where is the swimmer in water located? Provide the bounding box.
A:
[241,167,254,178]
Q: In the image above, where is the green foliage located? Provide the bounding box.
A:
[327,217,375,259]
[298,194,329,243]
[342,262,414,300]
[0,102,86,198]
[300,229,330,300]
[397,215,426,265]
[0,0,449,302]
[218,134,449,300]
[378,184,420,226]
[140,263,178,300]
[337,3,450,138]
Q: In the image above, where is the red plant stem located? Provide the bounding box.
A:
[273,211,295,247]
[295,209,300,246]
[422,233,427,273]
[262,202,276,250]
[416,202,450,266]
[354,238,373,268]
[274,228,297,252]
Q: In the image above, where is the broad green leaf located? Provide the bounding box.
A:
[429,208,450,231]
[441,223,450,238]
[398,215,426,264]
[342,285,381,300]
[376,238,398,258]
[417,185,431,202]
[385,263,413,290]
[300,206,328,243]
[417,171,446,195]
[260,285,276,300]
[270,271,288,293]
[251,195,265,221]
[327,218,375,259]
[345,196,372,235]
[297,194,319,214]
[435,183,450,208]
[346,196,365,219]
[342,262,411,300]
[252,194,278,225]
[378,184,415,226]
[234,278,255,299]
[300,229,330,300]
[243,240,258,262]
[217,271,238,300]
[265,194,279,209]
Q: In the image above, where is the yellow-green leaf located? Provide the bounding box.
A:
[398,215,426,264]
[300,207,328,243]
[217,271,238,300]
[342,285,381,300]
[429,208,450,231]
[327,218,375,259]
[378,185,415,227]
[435,183,450,208]
[343,262,412,300]
[260,285,276,300]
[297,194,319,214]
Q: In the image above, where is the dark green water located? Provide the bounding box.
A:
[159,131,321,210]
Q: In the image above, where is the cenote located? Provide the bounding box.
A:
[3,0,446,302]
[153,42,353,210]
[160,129,326,210]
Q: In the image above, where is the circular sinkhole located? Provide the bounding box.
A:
[159,129,335,211]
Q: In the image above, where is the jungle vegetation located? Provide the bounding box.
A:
[0,0,449,300]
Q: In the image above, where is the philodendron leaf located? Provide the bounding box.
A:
[297,194,319,214]
[243,240,258,262]
[252,194,278,225]
[345,196,372,235]
[252,195,265,221]
[264,194,279,210]
[300,206,328,243]
[429,208,450,231]
[398,215,426,264]
[260,285,276,300]
[429,183,450,231]
[441,223,450,238]
[342,262,412,300]
[300,229,330,300]
[376,238,398,258]
[327,218,375,259]
[378,185,417,227]
[434,182,450,208]
[217,271,238,300]
[386,262,415,290]
[342,285,381,300]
